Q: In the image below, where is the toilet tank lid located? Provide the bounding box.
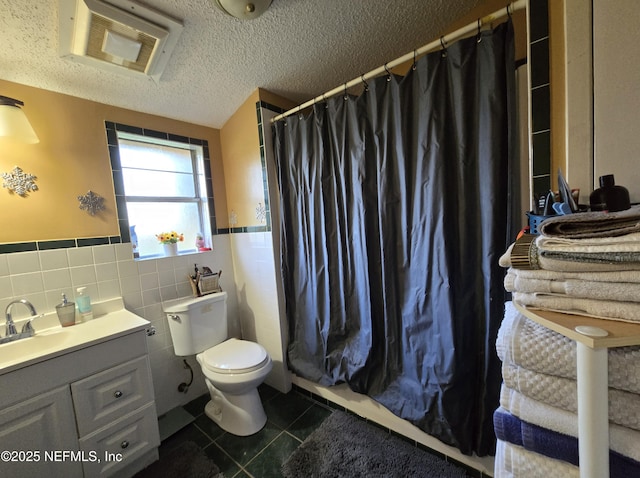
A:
[201,338,269,374]
[162,291,227,313]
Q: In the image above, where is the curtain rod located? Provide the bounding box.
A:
[271,0,526,123]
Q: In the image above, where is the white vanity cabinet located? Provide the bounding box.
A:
[0,323,159,478]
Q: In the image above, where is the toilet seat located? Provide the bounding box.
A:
[201,338,269,374]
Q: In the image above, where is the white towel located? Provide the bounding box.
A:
[504,269,640,303]
[536,232,640,253]
[501,362,640,431]
[512,292,640,323]
[500,385,640,462]
[494,438,513,478]
[495,439,579,478]
[497,303,640,394]
[505,267,640,284]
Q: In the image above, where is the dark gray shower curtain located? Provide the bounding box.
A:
[273,21,516,456]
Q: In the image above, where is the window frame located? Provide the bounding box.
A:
[106,122,216,261]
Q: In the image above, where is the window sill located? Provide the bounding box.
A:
[134,248,211,261]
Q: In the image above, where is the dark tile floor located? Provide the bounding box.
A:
[154,384,483,478]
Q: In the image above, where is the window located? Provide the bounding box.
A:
[116,131,212,259]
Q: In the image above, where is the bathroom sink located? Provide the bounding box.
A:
[0,297,150,375]
[0,327,73,362]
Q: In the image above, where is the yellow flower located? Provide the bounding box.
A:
[156,230,183,244]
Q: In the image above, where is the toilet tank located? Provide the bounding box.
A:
[162,291,228,356]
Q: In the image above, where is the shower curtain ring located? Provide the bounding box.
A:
[322,93,328,108]
[440,37,448,57]
[361,74,369,91]
[507,2,513,18]
[344,83,349,101]
[384,63,391,81]
[297,105,303,119]
[412,50,417,70]
[477,19,482,43]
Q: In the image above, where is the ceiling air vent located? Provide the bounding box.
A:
[59,0,183,82]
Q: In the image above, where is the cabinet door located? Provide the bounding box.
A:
[0,386,82,478]
[71,355,153,436]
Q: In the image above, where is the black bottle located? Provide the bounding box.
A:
[589,174,630,212]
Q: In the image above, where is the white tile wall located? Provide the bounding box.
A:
[0,234,238,416]
[230,232,291,393]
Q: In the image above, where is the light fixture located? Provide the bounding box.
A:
[0,96,39,144]
[213,0,272,20]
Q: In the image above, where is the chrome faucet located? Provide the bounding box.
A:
[5,299,38,337]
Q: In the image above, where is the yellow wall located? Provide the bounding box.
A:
[0,79,226,244]
[219,88,295,228]
[219,89,261,229]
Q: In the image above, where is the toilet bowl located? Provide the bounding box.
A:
[162,292,273,436]
[197,338,272,436]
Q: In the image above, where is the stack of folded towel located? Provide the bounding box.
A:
[499,206,640,322]
[494,303,640,477]
[494,206,640,476]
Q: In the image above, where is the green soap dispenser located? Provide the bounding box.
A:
[76,287,93,322]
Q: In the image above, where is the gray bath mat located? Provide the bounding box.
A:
[134,440,223,478]
[282,411,469,477]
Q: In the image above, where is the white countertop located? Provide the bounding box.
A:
[0,297,150,375]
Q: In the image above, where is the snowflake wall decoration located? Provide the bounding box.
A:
[1,166,38,196]
[256,202,266,223]
[78,190,106,216]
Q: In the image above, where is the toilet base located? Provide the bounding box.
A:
[203,381,267,436]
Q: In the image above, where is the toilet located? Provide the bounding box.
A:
[162,291,272,436]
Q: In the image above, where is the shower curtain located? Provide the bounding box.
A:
[273,21,516,456]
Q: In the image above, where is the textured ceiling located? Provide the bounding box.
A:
[0,0,480,129]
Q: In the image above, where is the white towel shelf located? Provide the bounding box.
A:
[514,303,640,478]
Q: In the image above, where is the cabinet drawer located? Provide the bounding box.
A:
[79,402,159,478]
[71,356,153,436]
